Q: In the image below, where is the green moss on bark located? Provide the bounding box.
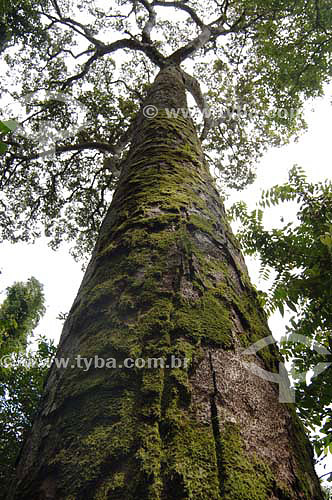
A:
[8,66,323,500]
[218,422,274,499]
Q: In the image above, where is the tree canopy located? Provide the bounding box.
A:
[0,335,56,498]
[1,3,332,497]
[0,275,51,496]
[0,0,47,53]
[0,277,45,356]
[1,0,332,258]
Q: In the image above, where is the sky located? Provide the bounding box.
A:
[0,76,331,482]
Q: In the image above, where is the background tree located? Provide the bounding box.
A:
[230,165,332,469]
[1,1,332,498]
[0,336,56,499]
[0,277,45,356]
[0,277,52,496]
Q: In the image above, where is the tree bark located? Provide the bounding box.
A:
[8,66,323,500]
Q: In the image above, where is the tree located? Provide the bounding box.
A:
[0,277,51,496]
[2,1,332,498]
[2,0,332,258]
[0,277,45,357]
[230,165,332,465]
[0,336,56,499]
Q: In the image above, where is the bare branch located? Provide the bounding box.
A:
[41,9,106,49]
[136,0,158,43]
[50,0,63,18]
[167,25,213,64]
[55,142,120,155]
[158,3,249,65]
[58,16,106,49]
[108,79,144,101]
[152,1,205,29]
[180,70,214,141]
[209,0,230,28]
[61,37,166,89]
[318,471,332,480]
[41,47,94,71]
[61,52,100,89]
[2,140,121,161]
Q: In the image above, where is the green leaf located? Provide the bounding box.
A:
[0,121,11,134]
[278,302,285,316]
[286,300,298,313]
[0,141,8,154]
[320,233,332,249]
[1,119,18,132]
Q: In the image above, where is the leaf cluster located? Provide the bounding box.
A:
[0,277,46,357]
[0,119,17,155]
[0,335,56,498]
[0,0,48,53]
[0,276,53,495]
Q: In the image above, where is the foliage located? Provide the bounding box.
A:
[230,165,332,465]
[0,277,45,356]
[0,0,331,258]
[0,275,52,495]
[323,485,332,499]
[0,335,56,498]
[0,120,18,155]
[0,0,47,53]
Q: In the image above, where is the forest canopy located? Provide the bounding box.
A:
[1,0,332,259]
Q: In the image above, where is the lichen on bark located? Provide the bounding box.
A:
[7,66,324,500]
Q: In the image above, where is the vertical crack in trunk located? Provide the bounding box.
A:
[208,351,225,499]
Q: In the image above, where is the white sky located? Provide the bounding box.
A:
[0,81,331,482]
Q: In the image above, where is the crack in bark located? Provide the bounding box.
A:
[208,351,225,499]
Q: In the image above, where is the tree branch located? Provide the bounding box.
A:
[167,25,213,65]
[41,11,106,49]
[55,142,120,155]
[208,0,230,29]
[136,0,158,43]
[319,471,332,480]
[108,79,144,101]
[61,37,166,89]
[179,70,214,141]
[61,52,100,89]
[152,0,205,29]
[59,16,106,49]
[3,140,124,162]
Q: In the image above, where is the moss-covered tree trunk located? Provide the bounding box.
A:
[8,66,323,500]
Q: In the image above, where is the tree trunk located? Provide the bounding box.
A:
[8,66,323,500]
